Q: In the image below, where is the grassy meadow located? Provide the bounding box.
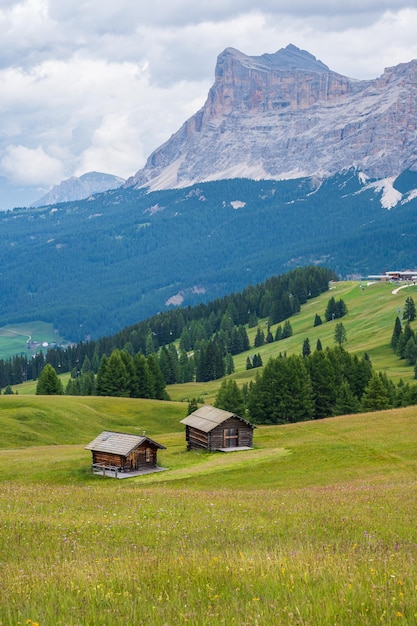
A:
[0,321,64,361]
[2,280,417,625]
[1,391,417,624]
[168,280,417,404]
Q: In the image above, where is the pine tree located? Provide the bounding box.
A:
[306,350,338,418]
[361,372,390,411]
[248,355,314,424]
[178,349,194,383]
[186,398,199,415]
[133,353,153,398]
[325,296,336,321]
[333,381,360,416]
[36,364,64,395]
[214,379,246,417]
[119,349,138,396]
[252,353,263,368]
[265,324,274,343]
[391,316,402,350]
[302,338,311,357]
[96,350,130,397]
[404,336,417,365]
[403,296,416,322]
[225,353,235,375]
[314,313,322,327]
[275,325,283,341]
[396,323,414,359]
[254,326,265,347]
[334,322,347,346]
[147,354,168,399]
[325,297,347,321]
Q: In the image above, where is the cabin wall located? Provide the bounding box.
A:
[186,418,253,451]
[92,451,125,468]
[91,444,159,470]
[210,417,253,450]
[128,445,158,469]
[186,425,209,450]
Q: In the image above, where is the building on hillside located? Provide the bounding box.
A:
[85,431,166,477]
[181,405,255,452]
[368,270,417,282]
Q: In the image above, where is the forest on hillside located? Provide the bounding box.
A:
[0,266,334,388]
[1,173,417,340]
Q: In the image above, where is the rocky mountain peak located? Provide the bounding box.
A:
[125,45,417,191]
[218,44,330,74]
[32,171,125,207]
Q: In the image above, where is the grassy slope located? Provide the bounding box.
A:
[0,320,64,360]
[169,280,417,403]
[0,395,186,449]
[9,280,417,400]
[2,280,417,624]
[1,399,417,624]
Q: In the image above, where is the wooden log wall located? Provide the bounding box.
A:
[92,451,125,467]
[186,426,209,450]
[210,417,253,449]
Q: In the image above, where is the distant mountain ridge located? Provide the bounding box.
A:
[125,44,417,198]
[32,171,125,207]
[2,171,417,341]
[1,45,417,343]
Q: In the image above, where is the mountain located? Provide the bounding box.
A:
[126,44,417,196]
[1,45,417,343]
[32,171,125,207]
[2,172,417,342]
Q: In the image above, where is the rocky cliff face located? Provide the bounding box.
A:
[126,44,417,190]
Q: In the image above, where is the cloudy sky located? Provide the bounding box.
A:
[0,0,416,208]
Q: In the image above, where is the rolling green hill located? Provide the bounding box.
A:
[2,172,417,341]
[1,391,417,624]
[166,279,417,404]
[2,279,417,624]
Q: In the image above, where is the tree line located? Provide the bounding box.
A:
[0,265,335,390]
[214,345,417,424]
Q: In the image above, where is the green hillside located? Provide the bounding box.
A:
[168,279,417,404]
[2,279,417,624]
[1,394,417,624]
[9,279,417,403]
[2,173,417,341]
[0,395,186,450]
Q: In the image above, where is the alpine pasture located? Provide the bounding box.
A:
[1,280,417,625]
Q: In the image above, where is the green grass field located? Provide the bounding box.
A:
[0,320,64,361]
[168,280,417,404]
[2,280,417,624]
[1,391,417,624]
[8,280,417,401]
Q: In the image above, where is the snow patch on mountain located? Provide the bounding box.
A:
[230,200,246,209]
[366,177,403,209]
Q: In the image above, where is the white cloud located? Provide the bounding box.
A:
[0,145,65,185]
[0,1,416,207]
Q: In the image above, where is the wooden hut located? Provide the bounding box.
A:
[181,405,255,452]
[85,431,166,474]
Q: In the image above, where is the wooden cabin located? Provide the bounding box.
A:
[85,431,166,474]
[181,405,255,452]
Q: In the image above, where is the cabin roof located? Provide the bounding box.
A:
[180,405,255,433]
[85,431,166,455]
